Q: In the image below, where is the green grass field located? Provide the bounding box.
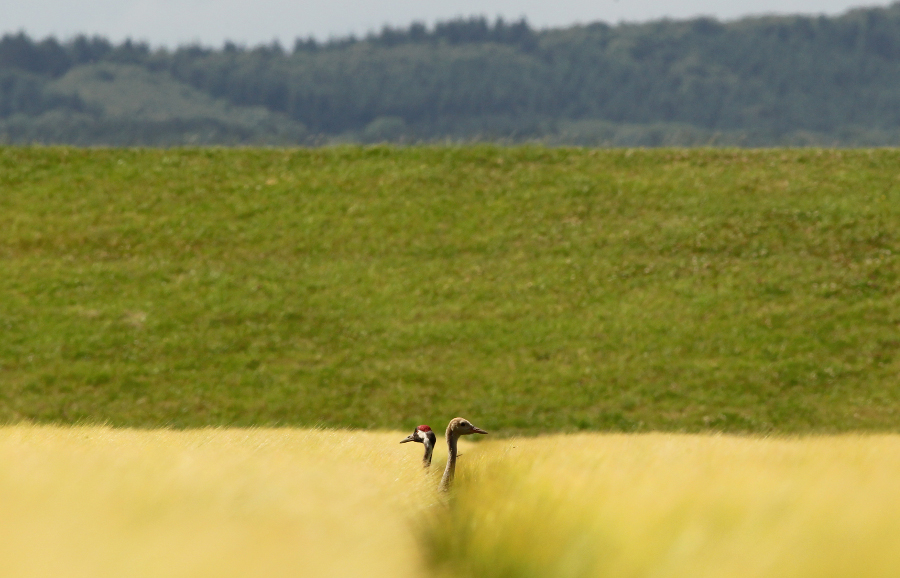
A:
[2,146,899,432]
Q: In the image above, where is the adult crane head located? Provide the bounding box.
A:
[400,424,438,467]
[400,424,436,445]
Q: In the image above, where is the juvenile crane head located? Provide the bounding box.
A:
[400,424,435,445]
[438,417,488,491]
[446,417,488,438]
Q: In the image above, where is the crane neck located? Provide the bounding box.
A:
[439,431,459,491]
[423,432,436,467]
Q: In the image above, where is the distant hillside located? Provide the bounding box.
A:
[5,5,900,145]
[43,63,306,145]
[0,58,306,145]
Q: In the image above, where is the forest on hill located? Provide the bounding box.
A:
[4,4,900,146]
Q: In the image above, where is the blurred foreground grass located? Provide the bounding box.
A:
[432,433,900,578]
[3,426,900,577]
[3,147,900,431]
[0,426,427,578]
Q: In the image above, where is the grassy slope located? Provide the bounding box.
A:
[1,146,899,431]
[49,64,277,124]
[3,64,309,147]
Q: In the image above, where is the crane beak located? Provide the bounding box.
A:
[400,434,417,444]
[472,426,488,435]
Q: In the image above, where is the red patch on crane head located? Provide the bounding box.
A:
[417,425,432,432]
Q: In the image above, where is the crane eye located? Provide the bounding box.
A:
[461,421,469,427]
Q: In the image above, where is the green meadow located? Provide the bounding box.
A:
[2,146,899,432]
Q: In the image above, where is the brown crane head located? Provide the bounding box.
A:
[447,417,488,437]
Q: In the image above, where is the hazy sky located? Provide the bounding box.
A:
[2,0,893,47]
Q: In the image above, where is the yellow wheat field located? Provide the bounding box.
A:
[1,426,900,577]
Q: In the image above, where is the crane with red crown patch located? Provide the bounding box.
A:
[400,424,437,467]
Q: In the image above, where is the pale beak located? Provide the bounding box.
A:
[400,434,417,444]
[472,426,488,435]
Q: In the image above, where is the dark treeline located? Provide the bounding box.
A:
[5,7,900,145]
[0,17,536,78]
[0,33,147,76]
